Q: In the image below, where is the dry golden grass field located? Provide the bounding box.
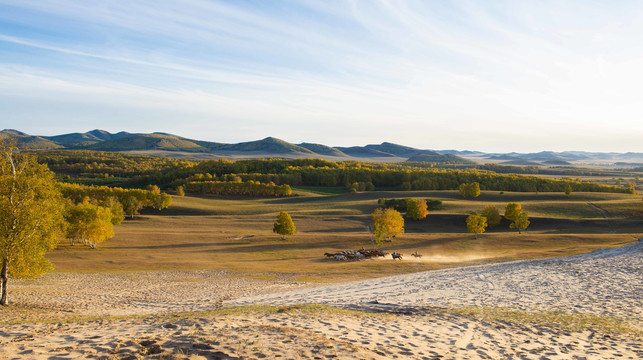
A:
[46,190,643,282]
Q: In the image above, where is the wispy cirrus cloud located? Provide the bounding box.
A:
[1,0,642,151]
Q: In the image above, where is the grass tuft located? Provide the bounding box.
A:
[450,305,641,336]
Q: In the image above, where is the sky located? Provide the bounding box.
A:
[1,0,642,153]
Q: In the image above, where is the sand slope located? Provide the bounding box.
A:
[0,242,641,359]
[227,242,643,323]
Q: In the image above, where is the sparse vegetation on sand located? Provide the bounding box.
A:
[451,305,641,336]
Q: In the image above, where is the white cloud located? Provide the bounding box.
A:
[1,0,642,151]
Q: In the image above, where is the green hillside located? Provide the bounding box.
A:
[0,129,63,150]
[88,134,207,152]
[336,146,399,158]
[406,152,474,164]
[298,142,347,157]
[364,142,419,157]
[223,137,315,154]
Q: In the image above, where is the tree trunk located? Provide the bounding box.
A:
[1,259,8,305]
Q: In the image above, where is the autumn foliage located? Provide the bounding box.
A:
[372,208,405,245]
[273,211,296,239]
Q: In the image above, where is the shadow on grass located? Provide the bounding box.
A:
[404,214,624,234]
[107,240,251,250]
[203,238,363,254]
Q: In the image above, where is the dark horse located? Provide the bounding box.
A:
[392,252,403,260]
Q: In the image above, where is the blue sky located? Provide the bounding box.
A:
[1,0,642,152]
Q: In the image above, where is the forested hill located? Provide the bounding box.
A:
[2,129,643,166]
[1,129,471,163]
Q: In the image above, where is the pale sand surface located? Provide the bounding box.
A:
[2,270,305,322]
[227,242,643,323]
[0,242,641,359]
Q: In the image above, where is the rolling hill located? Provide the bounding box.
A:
[406,152,476,164]
[2,129,641,164]
[364,142,420,157]
[221,137,314,154]
[88,134,207,152]
[0,129,63,150]
[298,142,347,157]
[45,130,132,147]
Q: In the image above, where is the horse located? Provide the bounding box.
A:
[392,252,403,260]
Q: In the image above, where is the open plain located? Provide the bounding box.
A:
[1,191,642,359]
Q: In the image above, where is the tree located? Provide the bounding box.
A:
[504,202,522,222]
[348,182,359,193]
[372,208,404,245]
[273,211,296,239]
[176,185,185,197]
[145,185,172,211]
[458,183,468,197]
[466,213,488,239]
[564,184,573,196]
[406,199,428,220]
[118,189,148,219]
[459,182,481,199]
[480,205,501,228]
[0,142,65,305]
[65,200,115,248]
[510,211,530,234]
[154,193,173,211]
[100,196,124,225]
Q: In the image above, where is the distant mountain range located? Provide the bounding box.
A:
[2,129,642,165]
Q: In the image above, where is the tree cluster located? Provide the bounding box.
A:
[465,203,530,238]
[35,152,633,195]
[33,150,193,183]
[65,199,115,248]
[59,183,172,219]
[405,199,429,220]
[377,198,442,211]
[184,180,292,197]
[347,181,375,192]
[459,182,481,198]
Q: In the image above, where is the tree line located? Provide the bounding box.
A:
[59,183,172,217]
[377,198,443,211]
[160,164,632,194]
[183,180,292,197]
[32,151,636,195]
[33,150,194,179]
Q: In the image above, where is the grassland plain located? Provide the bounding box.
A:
[46,190,642,279]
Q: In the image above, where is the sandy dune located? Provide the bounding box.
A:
[227,242,643,323]
[0,241,641,359]
[1,270,306,323]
